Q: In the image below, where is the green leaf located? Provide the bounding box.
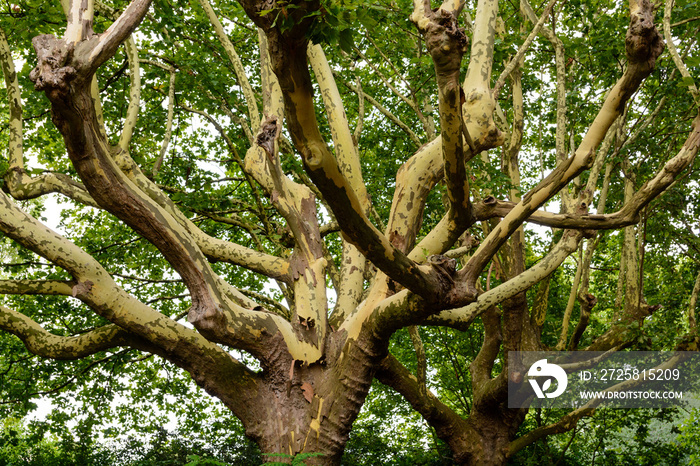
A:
[685,56,700,68]
[338,28,354,53]
[679,76,697,87]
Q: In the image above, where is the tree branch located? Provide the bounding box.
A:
[689,268,700,329]
[431,229,584,328]
[0,280,74,296]
[152,65,176,178]
[259,26,455,303]
[118,37,140,151]
[388,138,444,255]
[87,0,152,73]
[664,0,700,108]
[335,74,423,146]
[0,305,132,360]
[64,0,95,44]
[308,44,369,316]
[412,0,472,229]
[193,0,259,132]
[462,0,505,150]
[462,0,664,288]
[408,326,427,395]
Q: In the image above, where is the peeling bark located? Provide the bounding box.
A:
[0,0,697,463]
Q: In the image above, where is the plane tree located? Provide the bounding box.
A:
[0,0,699,464]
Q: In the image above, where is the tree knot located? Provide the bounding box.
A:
[427,254,457,286]
[423,9,468,69]
[625,0,664,67]
[576,292,598,312]
[483,195,497,206]
[29,35,77,99]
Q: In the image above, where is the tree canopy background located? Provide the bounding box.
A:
[0,0,700,463]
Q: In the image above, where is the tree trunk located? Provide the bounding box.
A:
[457,410,527,465]
[233,333,386,464]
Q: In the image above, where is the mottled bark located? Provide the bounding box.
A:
[1,0,697,463]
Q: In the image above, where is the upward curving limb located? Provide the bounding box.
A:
[307,44,369,316]
[307,44,370,217]
[0,27,95,206]
[411,0,472,230]
[461,0,665,290]
[249,10,483,310]
[118,35,141,151]
[461,0,505,150]
[193,0,260,132]
[85,0,152,72]
[387,138,444,256]
[0,305,137,360]
[248,16,451,303]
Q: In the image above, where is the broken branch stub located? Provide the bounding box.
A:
[256,116,281,159]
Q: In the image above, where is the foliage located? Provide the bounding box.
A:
[0,0,699,463]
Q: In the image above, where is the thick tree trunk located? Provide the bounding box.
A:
[25,19,376,466]
[457,410,526,465]
[377,351,528,466]
[229,332,385,464]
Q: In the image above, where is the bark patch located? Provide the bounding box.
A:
[71,280,93,297]
[29,35,77,98]
[301,382,314,403]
